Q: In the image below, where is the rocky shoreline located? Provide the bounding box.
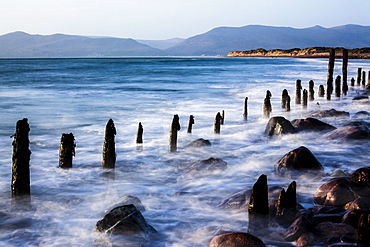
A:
[227,47,370,59]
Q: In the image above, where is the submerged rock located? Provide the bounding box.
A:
[352,111,370,120]
[181,157,227,178]
[184,138,211,148]
[208,232,266,247]
[311,109,350,118]
[274,146,323,176]
[264,116,296,136]
[325,126,370,140]
[95,204,157,238]
[291,117,336,132]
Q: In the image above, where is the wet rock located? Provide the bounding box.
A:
[311,108,350,118]
[325,126,370,140]
[315,222,355,241]
[95,204,157,238]
[181,158,227,177]
[342,210,365,228]
[312,213,344,225]
[344,120,370,127]
[352,95,369,101]
[184,138,211,148]
[352,111,370,120]
[284,215,314,242]
[208,232,266,247]
[314,177,358,207]
[344,197,370,211]
[296,232,315,247]
[350,167,370,197]
[274,146,323,176]
[291,117,336,132]
[264,116,296,136]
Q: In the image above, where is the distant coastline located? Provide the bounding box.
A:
[226,47,370,59]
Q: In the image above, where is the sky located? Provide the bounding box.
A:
[1,0,370,40]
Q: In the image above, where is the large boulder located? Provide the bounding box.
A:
[274,146,323,176]
[314,178,358,207]
[264,116,296,136]
[95,204,157,237]
[208,232,266,247]
[291,117,336,132]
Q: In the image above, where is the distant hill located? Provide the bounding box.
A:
[165,24,370,56]
[0,31,164,57]
[1,25,370,57]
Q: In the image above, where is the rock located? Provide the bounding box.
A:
[314,178,358,207]
[352,111,370,120]
[296,232,315,247]
[311,109,350,118]
[184,138,211,148]
[105,195,146,212]
[344,197,370,211]
[181,158,227,177]
[95,204,157,237]
[350,167,370,197]
[325,126,370,140]
[264,116,296,136]
[315,222,355,241]
[291,117,336,132]
[284,215,314,242]
[352,95,369,101]
[342,210,366,228]
[274,146,323,176]
[208,232,266,247]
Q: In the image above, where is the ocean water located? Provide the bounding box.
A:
[0,57,369,246]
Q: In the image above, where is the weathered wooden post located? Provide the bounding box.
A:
[263,90,272,118]
[335,75,341,97]
[302,89,308,108]
[214,112,221,134]
[326,48,335,101]
[368,71,370,88]
[351,78,355,87]
[187,115,195,133]
[295,80,302,104]
[136,122,143,144]
[318,85,325,97]
[248,174,269,234]
[286,95,291,112]
[102,119,116,169]
[342,48,348,95]
[362,71,366,87]
[243,97,248,120]
[282,89,288,109]
[59,133,75,169]
[308,80,314,101]
[356,213,370,246]
[357,68,362,86]
[11,118,31,197]
[221,110,225,125]
[169,115,180,152]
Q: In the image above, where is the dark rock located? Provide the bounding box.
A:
[314,177,358,207]
[312,214,344,225]
[264,116,296,136]
[344,120,370,127]
[296,232,315,247]
[352,95,369,101]
[312,109,350,118]
[340,233,356,243]
[326,126,370,140]
[284,215,314,242]
[344,197,370,211]
[350,167,370,197]
[342,210,366,228]
[311,206,345,215]
[315,222,355,241]
[274,146,323,176]
[95,204,157,237]
[292,117,336,131]
[182,158,227,177]
[184,138,211,148]
[208,232,266,247]
[352,111,370,120]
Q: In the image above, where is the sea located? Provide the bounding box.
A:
[0,57,369,246]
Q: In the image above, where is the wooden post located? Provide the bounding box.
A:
[368,71,370,88]
[362,71,366,88]
[351,78,355,87]
[335,75,341,97]
[302,89,308,108]
[295,80,302,104]
[243,97,248,120]
[263,90,272,118]
[308,80,314,101]
[318,85,325,97]
[102,119,116,169]
[169,115,180,152]
[187,115,194,133]
[357,68,362,86]
[214,112,221,134]
[282,89,288,109]
[136,122,143,144]
[326,48,335,101]
[11,118,31,197]
[248,174,269,234]
[357,213,370,246]
[59,133,75,169]
[342,48,348,95]
[221,110,225,125]
[286,95,291,112]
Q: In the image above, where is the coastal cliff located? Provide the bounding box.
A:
[227,47,370,59]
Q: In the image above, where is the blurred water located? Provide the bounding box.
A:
[0,57,369,246]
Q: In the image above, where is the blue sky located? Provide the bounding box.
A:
[1,0,370,40]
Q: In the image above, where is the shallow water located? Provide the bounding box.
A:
[0,57,369,246]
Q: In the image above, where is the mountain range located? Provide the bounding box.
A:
[1,24,370,57]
